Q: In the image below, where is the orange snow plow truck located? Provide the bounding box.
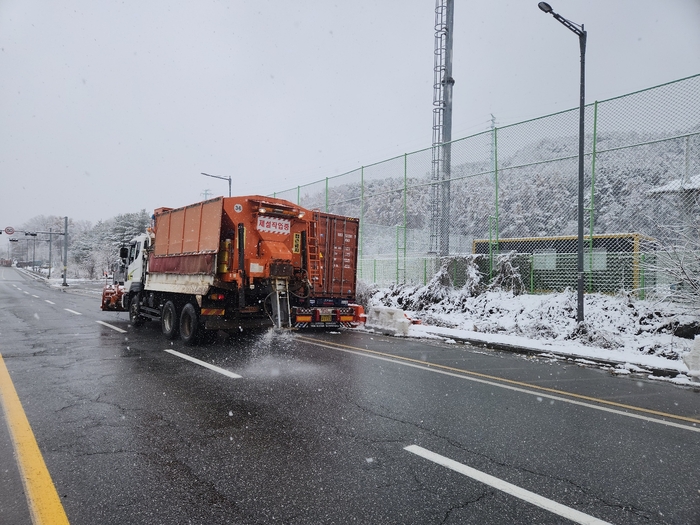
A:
[101,195,362,343]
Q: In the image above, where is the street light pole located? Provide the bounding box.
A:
[48,228,52,279]
[24,232,38,271]
[201,172,232,198]
[538,2,586,324]
[63,216,69,287]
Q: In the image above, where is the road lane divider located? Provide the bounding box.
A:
[164,349,242,379]
[405,445,612,525]
[45,300,55,305]
[64,309,82,315]
[95,321,127,333]
[0,353,70,525]
[297,336,700,432]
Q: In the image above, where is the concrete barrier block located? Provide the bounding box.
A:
[366,306,411,336]
[682,335,700,379]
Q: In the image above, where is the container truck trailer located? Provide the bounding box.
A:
[101,195,361,343]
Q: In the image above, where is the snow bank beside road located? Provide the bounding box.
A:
[365,284,698,380]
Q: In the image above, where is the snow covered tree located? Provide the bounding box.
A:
[61,210,150,279]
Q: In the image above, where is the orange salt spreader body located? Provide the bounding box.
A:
[101,195,363,344]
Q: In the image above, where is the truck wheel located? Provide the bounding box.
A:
[179,302,200,345]
[161,301,179,339]
[129,294,144,327]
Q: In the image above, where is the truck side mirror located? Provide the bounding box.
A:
[119,247,129,259]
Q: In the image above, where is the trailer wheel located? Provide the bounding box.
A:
[129,293,144,327]
[161,301,179,339]
[179,302,200,345]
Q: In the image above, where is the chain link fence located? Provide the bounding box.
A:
[273,74,700,297]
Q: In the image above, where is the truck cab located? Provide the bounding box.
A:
[121,233,150,294]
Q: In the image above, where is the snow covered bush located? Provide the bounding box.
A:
[485,252,527,296]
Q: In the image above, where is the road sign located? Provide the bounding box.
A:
[4,227,14,235]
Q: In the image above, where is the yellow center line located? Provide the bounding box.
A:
[0,353,70,525]
[297,335,700,426]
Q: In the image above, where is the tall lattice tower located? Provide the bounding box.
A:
[429,0,455,256]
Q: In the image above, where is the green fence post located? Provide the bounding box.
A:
[359,166,364,264]
[488,216,495,281]
[396,226,399,283]
[403,153,408,283]
[587,100,599,293]
[493,125,500,254]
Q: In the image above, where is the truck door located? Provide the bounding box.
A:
[126,237,146,288]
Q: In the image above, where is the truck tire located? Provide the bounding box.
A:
[179,302,200,345]
[161,301,179,339]
[129,293,144,327]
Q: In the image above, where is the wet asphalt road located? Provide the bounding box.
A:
[1,266,699,524]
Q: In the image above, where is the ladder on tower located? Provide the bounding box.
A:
[306,213,323,292]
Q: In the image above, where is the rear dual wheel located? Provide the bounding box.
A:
[161,301,179,339]
[179,302,200,345]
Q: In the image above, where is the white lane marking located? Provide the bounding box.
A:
[45,300,55,305]
[96,321,127,333]
[405,445,612,525]
[64,309,82,315]
[32,295,39,298]
[302,339,700,434]
[164,349,242,379]
[24,291,29,295]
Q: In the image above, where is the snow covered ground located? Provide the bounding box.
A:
[363,284,700,386]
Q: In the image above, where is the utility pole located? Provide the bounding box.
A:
[63,217,69,286]
[48,228,53,278]
[24,232,38,271]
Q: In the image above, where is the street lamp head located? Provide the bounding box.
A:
[537,2,585,38]
[201,171,232,197]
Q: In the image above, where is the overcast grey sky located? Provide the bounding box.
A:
[1,0,699,238]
